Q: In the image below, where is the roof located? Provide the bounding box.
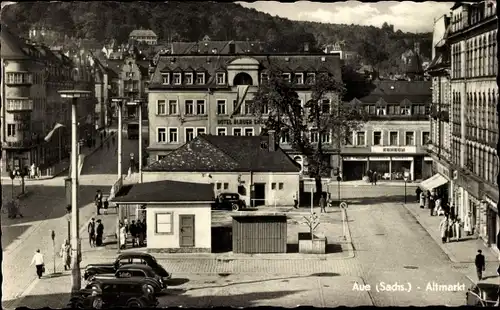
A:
[118,252,154,258]
[129,29,157,38]
[144,134,301,173]
[111,180,215,204]
[149,54,342,89]
[1,24,32,59]
[356,80,431,104]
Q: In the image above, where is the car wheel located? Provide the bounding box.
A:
[126,297,144,308]
[231,203,239,211]
[138,296,152,307]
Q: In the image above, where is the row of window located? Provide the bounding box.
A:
[161,72,208,85]
[346,131,430,147]
[6,72,33,85]
[466,142,498,186]
[363,104,429,116]
[156,98,335,116]
[450,3,496,34]
[451,30,498,79]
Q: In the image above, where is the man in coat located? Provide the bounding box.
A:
[475,250,486,281]
[96,219,104,246]
[88,218,96,247]
[319,194,326,213]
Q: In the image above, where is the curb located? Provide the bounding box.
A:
[401,203,462,263]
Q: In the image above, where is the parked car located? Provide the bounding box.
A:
[466,283,500,306]
[84,252,171,281]
[213,193,251,211]
[88,264,165,293]
[68,278,159,308]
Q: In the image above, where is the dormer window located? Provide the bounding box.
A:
[185,73,193,85]
[216,72,226,85]
[196,72,205,84]
[260,73,269,84]
[282,73,291,82]
[162,73,170,85]
[173,73,182,85]
[400,106,411,115]
[306,73,316,84]
[376,107,387,115]
[294,73,304,84]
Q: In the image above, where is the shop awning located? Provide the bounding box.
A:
[420,173,448,191]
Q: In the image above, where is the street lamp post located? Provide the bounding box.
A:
[404,171,410,204]
[127,99,143,183]
[112,98,126,179]
[9,170,15,200]
[58,89,91,294]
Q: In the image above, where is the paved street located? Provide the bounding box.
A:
[1,179,491,308]
[1,132,139,309]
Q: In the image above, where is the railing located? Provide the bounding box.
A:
[6,99,34,112]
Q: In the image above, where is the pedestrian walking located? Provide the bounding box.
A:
[30,163,36,179]
[137,220,145,247]
[30,249,45,279]
[429,194,436,216]
[419,191,425,209]
[293,192,298,209]
[119,224,127,250]
[368,170,373,185]
[96,219,104,246]
[88,218,96,247]
[95,190,103,215]
[60,239,72,270]
[35,165,40,179]
[103,198,109,215]
[319,194,326,213]
[454,218,461,241]
[130,220,137,247]
[475,250,486,281]
[436,197,444,216]
[447,218,454,242]
[439,216,449,243]
[416,187,422,203]
[124,217,129,234]
[464,211,473,236]
[373,171,378,185]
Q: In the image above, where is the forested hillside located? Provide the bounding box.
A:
[1,1,432,73]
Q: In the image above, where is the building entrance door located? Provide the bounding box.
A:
[179,215,195,247]
[253,183,266,206]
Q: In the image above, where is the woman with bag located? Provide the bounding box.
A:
[60,239,72,271]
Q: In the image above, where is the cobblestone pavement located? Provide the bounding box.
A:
[1,136,139,310]
[349,202,473,306]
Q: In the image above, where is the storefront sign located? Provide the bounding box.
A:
[343,156,367,161]
[390,157,414,161]
[369,156,391,161]
[371,146,417,153]
[217,118,264,125]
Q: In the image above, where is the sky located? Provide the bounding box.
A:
[237,1,454,33]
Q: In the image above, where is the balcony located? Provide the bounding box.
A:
[5,72,33,86]
[6,98,34,112]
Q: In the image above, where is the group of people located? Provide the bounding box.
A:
[88,217,105,247]
[119,217,147,249]
[29,163,40,179]
[415,187,473,244]
[95,190,109,215]
[367,170,378,185]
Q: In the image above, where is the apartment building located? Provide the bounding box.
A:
[447,2,498,250]
[341,80,432,181]
[1,25,96,173]
[147,53,342,172]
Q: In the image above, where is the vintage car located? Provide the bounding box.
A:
[68,278,159,308]
[212,193,252,211]
[84,252,171,281]
[466,283,500,306]
[87,264,165,293]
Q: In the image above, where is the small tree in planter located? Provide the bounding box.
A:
[298,212,327,254]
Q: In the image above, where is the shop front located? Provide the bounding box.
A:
[482,183,499,253]
[455,170,484,242]
[341,156,368,181]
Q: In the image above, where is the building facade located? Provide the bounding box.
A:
[448,2,498,251]
[146,53,343,173]
[129,29,158,46]
[1,25,97,174]
[426,14,455,216]
[341,80,432,181]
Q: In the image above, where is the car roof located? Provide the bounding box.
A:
[117,252,153,259]
[89,277,149,284]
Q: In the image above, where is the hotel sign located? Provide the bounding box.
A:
[371,146,417,153]
[217,118,264,125]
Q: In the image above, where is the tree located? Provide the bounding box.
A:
[357,39,389,78]
[250,69,367,199]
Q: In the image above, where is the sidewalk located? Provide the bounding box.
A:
[340,180,420,187]
[1,129,116,183]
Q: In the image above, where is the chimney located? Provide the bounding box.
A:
[304,42,310,52]
[268,130,277,152]
[229,42,235,54]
